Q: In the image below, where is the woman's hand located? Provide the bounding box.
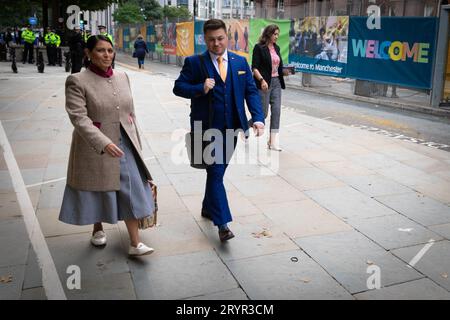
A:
[105,143,124,158]
[261,80,269,92]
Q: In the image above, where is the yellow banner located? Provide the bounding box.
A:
[176,22,194,57]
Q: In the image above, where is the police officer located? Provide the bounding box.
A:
[68,26,84,73]
[44,27,60,66]
[21,25,36,64]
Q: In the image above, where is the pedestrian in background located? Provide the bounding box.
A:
[68,26,84,73]
[59,35,156,257]
[251,24,288,151]
[133,34,148,69]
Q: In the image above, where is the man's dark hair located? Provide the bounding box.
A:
[203,19,226,34]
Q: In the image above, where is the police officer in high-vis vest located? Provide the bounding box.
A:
[44,27,60,66]
[21,25,36,64]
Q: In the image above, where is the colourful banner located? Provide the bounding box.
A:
[194,20,207,54]
[225,19,250,60]
[164,22,177,55]
[123,27,130,51]
[146,25,156,52]
[347,17,437,89]
[115,27,123,49]
[249,19,290,65]
[176,22,194,57]
[289,16,349,77]
[155,24,164,54]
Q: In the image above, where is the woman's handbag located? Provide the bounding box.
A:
[138,180,158,229]
[132,51,137,58]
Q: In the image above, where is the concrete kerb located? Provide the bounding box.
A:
[286,82,450,119]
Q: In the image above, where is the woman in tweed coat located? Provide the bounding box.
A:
[59,35,155,256]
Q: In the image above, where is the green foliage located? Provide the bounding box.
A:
[162,5,191,20]
[0,0,42,27]
[113,2,145,24]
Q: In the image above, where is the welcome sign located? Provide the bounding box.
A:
[347,17,437,89]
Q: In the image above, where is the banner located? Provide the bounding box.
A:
[164,22,177,55]
[347,17,437,89]
[115,27,123,49]
[194,20,207,54]
[123,27,130,51]
[147,25,156,52]
[224,19,250,60]
[249,19,290,65]
[176,22,194,57]
[155,24,164,54]
[289,16,349,77]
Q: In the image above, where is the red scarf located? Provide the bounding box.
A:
[89,63,113,78]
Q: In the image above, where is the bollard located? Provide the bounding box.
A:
[37,47,45,73]
[10,47,17,73]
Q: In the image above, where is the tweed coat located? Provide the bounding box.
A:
[65,68,151,191]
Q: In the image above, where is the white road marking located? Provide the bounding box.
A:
[408,239,435,268]
[0,121,66,300]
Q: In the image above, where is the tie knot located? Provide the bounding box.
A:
[217,56,223,63]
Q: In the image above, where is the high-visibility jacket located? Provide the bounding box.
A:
[100,32,114,46]
[83,31,91,43]
[44,32,61,47]
[21,29,36,44]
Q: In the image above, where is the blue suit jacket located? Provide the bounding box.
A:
[173,51,264,133]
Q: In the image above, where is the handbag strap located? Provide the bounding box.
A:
[198,54,214,128]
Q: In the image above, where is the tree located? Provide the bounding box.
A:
[137,0,163,21]
[113,2,145,24]
[163,5,191,20]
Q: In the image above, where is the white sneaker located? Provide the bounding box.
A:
[128,242,154,256]
[91,230,107,246]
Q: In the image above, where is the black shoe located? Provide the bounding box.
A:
[201,208,212,221]
[219,228,235,242]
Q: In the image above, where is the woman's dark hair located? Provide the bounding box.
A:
[85,34,113,51]
[258,24,280,46]
[203,19,227,34]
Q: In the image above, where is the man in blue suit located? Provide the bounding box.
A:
[173,19,265,242]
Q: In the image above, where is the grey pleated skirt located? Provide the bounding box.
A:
[59,126,154,225]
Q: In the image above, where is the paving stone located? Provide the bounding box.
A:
[258,199,352,239]
[156,185,189,215]
[375,163,444,188]
[36,208,115,237]
[375,192,450,226]
[0,265,26,300]
[391,240,450,291]
[305,186,397,220]
[0,170,14,193]
[347,214,443,250]
[351,153,401,170]
[20,287,47,300]
[354,278,450,300]
[197,214,299,261]
[231,176,307,204]
[0,192,22,219]
[428,223,450,240]
[22,245,42,290]
[314,161,375,178]
[46,228,129,279]
[35,180,66,210]
[226,250,353,300]
[186,288,249,300]
[130,250,238,300]
[0,217,30,268]
[64,272,136,300]
[340,174,413,197]
[278,167,345,191]
[295,231,423,294]
[117,214,212,258]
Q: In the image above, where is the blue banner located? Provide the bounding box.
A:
[288,16,350,77]
[347,17,437,89]
[146,25,156,52]
[123,27,130,52]
[194,20,207,54]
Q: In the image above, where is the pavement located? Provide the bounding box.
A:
[1,60,450,300]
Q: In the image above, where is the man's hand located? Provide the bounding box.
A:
[204,78,215,94]
[252,122,265,137]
